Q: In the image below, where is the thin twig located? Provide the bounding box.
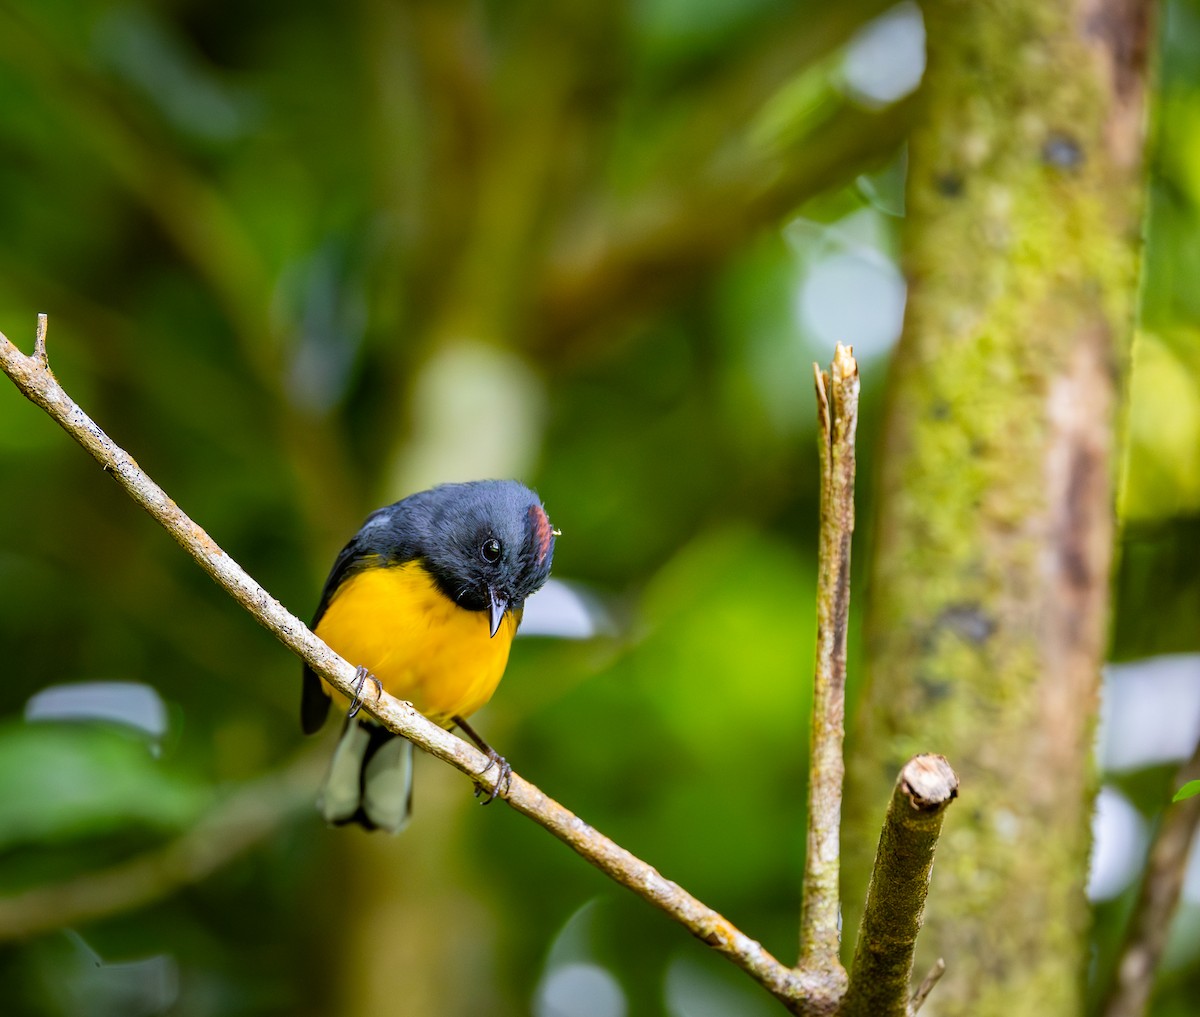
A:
[841,754,959,1017]
[1102,736,1200,1017]
[0,747,326,940]
[909,957,946,1015]
[798,345,858,999]
[0,321,821,1011]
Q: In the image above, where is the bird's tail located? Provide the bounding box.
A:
[318,718,414,833]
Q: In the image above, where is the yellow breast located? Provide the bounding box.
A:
[314,561,517,727]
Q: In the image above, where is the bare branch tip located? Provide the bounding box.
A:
[831,343,859,383]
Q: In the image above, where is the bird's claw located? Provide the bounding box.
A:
[347,665,382,719]
[473,750,512,804]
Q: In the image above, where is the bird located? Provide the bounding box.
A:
[301,480,556,832]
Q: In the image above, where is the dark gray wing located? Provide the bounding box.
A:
[300,506,403,735]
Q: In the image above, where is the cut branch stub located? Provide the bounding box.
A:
[841,754,958,1017]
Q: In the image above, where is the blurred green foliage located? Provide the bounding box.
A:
[0,723,207,857]
[0,1,1197,1016]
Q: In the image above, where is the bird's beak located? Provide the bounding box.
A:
[487,587,508,639]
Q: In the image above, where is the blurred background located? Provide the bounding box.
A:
[0,1,1197,1015]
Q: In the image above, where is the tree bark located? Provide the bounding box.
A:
[848,0,1153,1013]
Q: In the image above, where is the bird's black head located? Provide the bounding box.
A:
[404,480,556,636]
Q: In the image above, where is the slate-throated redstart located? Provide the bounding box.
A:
[301,480,556,832]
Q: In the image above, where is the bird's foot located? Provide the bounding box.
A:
[472,749,512,805]
[453,714,512,804]
[347,665,382,719]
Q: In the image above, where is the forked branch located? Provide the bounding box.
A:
[0,320,957,1016]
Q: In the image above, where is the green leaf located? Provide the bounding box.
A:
[1172,779,1200,803]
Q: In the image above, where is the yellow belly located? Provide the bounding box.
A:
[314,561,516,727]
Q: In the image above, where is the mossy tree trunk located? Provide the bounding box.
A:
[848,0,1152,1013]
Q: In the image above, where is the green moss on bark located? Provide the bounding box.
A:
[846,0,1151,1013]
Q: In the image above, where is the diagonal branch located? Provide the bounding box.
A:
[0,318,818,1011]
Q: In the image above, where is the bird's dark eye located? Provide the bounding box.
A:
[481,538,502,564]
